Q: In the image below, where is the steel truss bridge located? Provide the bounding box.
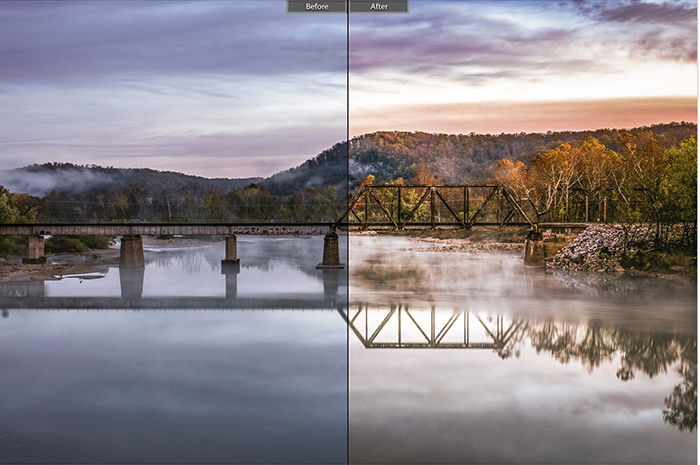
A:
[0,184,597,238]
[336,184,536,230]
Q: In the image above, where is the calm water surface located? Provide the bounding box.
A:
[0,236,348,464]
[349,236,696,465]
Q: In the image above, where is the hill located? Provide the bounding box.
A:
[261,122,697,194]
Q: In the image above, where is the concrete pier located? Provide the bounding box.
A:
[23,235,46,264]
[119,235,144,268]
[316,231,344,269]
[221,235,240,268]
[524,230,545,267]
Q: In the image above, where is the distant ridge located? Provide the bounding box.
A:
[0,163,262,197]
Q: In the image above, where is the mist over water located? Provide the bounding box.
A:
[349,236,696,465]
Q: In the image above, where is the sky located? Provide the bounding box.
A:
[0,0,696,178]
[0,0,347,178]
[350,0,698,135]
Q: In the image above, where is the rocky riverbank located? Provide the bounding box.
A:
[548,224,695,280]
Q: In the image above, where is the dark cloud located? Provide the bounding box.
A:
[632,27,697,62]
[598,1,696,24]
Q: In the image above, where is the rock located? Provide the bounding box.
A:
[547,224,654,273]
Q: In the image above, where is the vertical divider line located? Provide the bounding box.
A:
[345,2,350,463]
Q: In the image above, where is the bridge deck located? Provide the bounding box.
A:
[0,221,595,236]
[0,223,334,236]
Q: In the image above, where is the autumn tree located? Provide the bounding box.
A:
[410,163,440,185]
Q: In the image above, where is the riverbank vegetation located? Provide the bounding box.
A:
[491,132,696,272]
[0,187,115,255]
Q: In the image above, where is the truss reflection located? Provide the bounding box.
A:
[348,304,523,352]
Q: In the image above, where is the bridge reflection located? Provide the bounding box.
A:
[348,305,523,352]
[347,304,696,433]
[0,295,693,432]
[0,267,346,310]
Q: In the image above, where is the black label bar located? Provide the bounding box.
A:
[350,1,408,13]
[287,1,347,13]
[287,1,409,13]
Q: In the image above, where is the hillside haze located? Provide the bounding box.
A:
[0,163,262,197]
[3,123,695,197]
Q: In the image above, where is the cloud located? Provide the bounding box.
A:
[350,0,697,83]
[350,5,581,80]
[0,1,346,83]
[597,1,696,24]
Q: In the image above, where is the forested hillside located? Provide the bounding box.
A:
[264,122,696,193]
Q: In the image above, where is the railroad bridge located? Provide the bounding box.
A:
[0,185,592,268]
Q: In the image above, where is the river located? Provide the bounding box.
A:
[0,235,695,464]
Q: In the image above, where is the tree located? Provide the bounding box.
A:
[202,187,228,221]
[410,163,439,185]
[662,137,696,223]
[0,186,23,222]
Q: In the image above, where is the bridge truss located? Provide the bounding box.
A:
[336,185,535,230]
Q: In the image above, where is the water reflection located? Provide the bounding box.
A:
[119,266,144,298]
[348,305,696,434]
[349,236,696,464]
[0,236,348,464]
[0,254,347,310]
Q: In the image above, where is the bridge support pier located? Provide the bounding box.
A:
[221,235,240,269]
[316,231,344,269]
[120,235,144,268]
[524,230,545,267]
[23,235,46,264]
